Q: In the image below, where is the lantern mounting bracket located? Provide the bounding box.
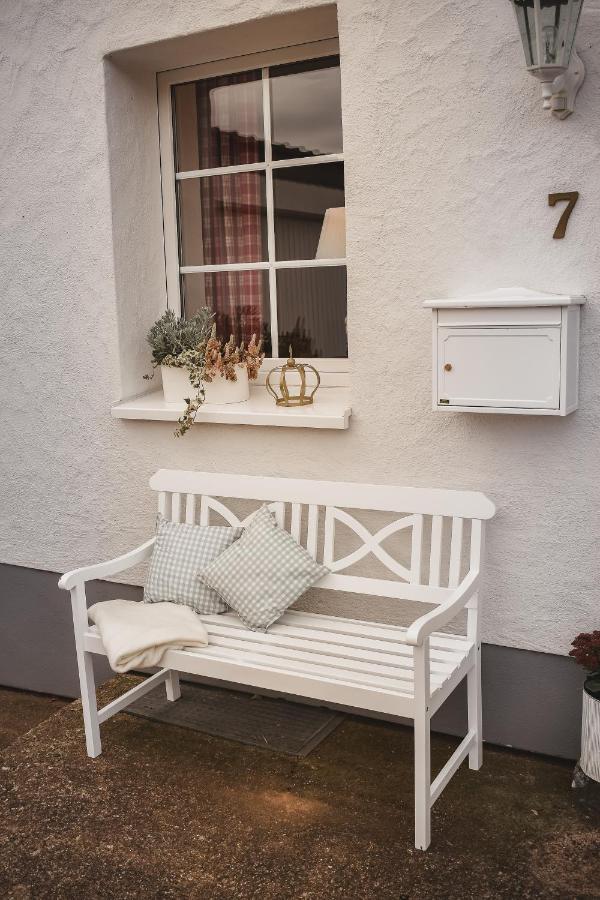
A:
[529,49,585,119]
[547,49,585,120]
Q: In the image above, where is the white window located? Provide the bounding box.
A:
[157,40,347,382]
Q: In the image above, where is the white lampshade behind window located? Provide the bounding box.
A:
[315,206,346,259]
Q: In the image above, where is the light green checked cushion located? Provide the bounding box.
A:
[197,505,329,632]
[144,516,243,614]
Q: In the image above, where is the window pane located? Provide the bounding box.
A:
[177,173,268,266]
[181,271,271,355]
[273,163,344,261]
[270,57,343,161]
[276,267,347,358]
[173,70,264,172]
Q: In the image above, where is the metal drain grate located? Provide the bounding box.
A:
[126,680,343,757]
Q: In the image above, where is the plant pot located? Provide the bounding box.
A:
[203,365,249,404]
[580,681,600,783]
[160,363,250,407]
[160,365,195,406]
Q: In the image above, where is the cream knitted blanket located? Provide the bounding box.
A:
[88,598,209,673]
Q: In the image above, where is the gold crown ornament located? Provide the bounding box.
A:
[266,347,321,407]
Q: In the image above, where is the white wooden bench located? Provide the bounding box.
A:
[59,469,495,850]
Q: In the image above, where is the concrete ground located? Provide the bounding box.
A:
[0,687,69,751]
[0,678,599,900]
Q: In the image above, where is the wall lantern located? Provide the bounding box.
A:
[508,0,585,118]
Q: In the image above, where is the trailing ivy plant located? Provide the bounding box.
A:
[174,348,209,438]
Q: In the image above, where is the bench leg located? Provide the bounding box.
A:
[78,650,102,758]
[414,705,431,851]
[468,646,483,770]
[414,641,432,850]
[70,585,101,758]
[165,670,181,702]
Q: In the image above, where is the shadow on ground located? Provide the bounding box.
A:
[0,678,598,899]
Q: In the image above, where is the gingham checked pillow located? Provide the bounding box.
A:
[197,504,329,632]
[144,515,243,614]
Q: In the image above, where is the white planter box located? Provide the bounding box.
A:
[160,366,195,406]
[160,364,249,406]
[203,365,249,405]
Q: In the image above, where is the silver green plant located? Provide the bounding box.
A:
[144,308,214,369]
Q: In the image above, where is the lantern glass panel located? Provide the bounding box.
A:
[513,1,537,66]
[559,0,584,65]
[511,1,584,69]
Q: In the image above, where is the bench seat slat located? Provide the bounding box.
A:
[203,619,464,665]
[198,645,419,693]
[85,617,465,701]
[204,632,452,684]
[201,613,471,661]
[166,647,416,709]
[85,609,473,704]
[281,611,470,652]
[198,613,469,695]
[85,629,416,712]
[204,624,459,676]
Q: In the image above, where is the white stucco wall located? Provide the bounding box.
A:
[2,0,600,656]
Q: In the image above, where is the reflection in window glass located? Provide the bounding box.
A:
[177,173,268,267]
[277,267,347,358]
[181,271,271,354]
[273,163,344,261]
[270,57,343,160]
[173,71,264,172]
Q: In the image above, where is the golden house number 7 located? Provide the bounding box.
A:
[548,191,579,239]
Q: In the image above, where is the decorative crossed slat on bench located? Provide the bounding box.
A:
[199,495,285,529]
[323,507,418,582]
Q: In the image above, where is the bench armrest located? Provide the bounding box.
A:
[58,538,156,591]
[405,570,480,647]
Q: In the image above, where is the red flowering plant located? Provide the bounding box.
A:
[569,631,600,698]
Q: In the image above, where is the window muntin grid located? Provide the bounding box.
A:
[159,45,347,369]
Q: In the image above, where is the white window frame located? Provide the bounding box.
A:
[157,39,348,385]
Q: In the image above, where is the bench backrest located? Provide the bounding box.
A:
[149,470,495,609]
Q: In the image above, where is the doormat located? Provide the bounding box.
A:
[126,680,343,757]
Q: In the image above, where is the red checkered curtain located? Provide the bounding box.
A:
[196,71,265,343]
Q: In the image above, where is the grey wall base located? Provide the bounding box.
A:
[0,563,584,760]
[1,564,128,697]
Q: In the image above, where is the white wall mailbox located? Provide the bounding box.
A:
[424,287,585,416]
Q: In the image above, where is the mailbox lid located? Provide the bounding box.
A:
[437,327,561,410]
[437,306,561,327]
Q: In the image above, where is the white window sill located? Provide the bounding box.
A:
[111,387,351,430]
